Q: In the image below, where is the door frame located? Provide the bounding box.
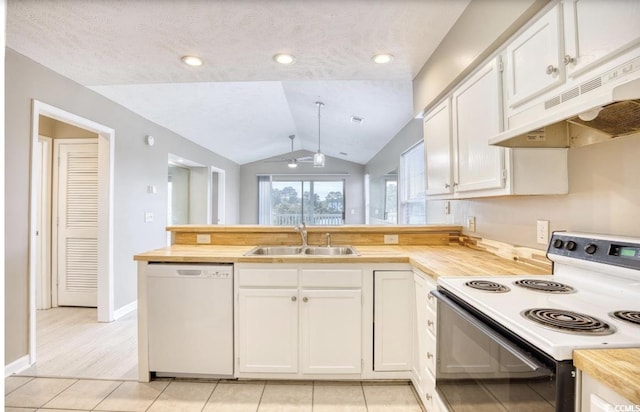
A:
[28,100,115,363]
[35,136,53,310]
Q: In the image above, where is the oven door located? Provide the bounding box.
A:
[433,289,574,412]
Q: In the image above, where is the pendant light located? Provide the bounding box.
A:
[313,101,325,168]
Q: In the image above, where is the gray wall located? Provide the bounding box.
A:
[5,49,240,366]
[365,119,423,224]
[413,0,548,116]
[239,150,365,224]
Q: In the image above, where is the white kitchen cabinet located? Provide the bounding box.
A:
[374,270,413,371]
[563,0,640,80]
[301,289,361,374]
[236,265,362,378]
[505,3,564,108]
[578,371,636,412]
[424,56,569,199]
[238,288,298,373]
[411,270,440,411]
[424,99,453,196]
[452,57,505,193]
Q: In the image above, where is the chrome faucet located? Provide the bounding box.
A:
[294,223,308,247]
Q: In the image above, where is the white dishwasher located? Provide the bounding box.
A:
[147,263,233,377]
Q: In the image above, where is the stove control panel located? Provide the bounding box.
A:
[547,232,640,270]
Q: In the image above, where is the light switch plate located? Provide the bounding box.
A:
[144,211,153,223]
[467,216,476,232]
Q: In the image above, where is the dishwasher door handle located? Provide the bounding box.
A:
[176,269,203,277]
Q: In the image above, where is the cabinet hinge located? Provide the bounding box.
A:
[497,55,504,72]
[501,169,507,180]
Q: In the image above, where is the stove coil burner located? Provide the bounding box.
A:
[610,310,640,326]
[514,279,576,293]
[522,308,615,335]
[464,280,510,293]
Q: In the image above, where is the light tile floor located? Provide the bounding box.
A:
[5,376,423,412]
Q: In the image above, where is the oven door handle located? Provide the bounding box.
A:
[432,290,551,374]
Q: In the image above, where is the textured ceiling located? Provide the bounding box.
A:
[6,0,471,165]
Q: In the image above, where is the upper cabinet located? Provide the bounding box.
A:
[563,0,640,80]
[424,99,453,196]
[505,4,564,108]
[452,58,504,193]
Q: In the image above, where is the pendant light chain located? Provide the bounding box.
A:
[313,101,325,167]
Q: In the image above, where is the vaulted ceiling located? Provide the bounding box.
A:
[6,0,471,165]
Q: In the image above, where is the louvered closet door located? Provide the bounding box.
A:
[55,141,99,307]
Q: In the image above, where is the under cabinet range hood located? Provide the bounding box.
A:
[490,62,640,148]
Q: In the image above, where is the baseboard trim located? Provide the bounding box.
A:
[5,355,31,378]
[113,300,137,321]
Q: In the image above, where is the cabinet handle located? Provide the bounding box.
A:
[546,65,558,75]
[444,183,450,189]
[427,294,434,301]
[563,55,576,65]
[291,296,297,302]
[426,393,432,401]
[303,297,309,303]
[427,352,433,359]
[428,320,434,327]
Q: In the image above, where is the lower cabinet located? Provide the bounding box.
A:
[237,265,362,377]
[578,371,636,412]
[238,288,299,373]
[301,289,361,374]
[374,270,413,371]
[412,269,442,411]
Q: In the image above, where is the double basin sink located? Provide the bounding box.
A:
[245,245,359,256]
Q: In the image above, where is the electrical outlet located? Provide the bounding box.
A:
[537,220,550,245]
[144,211,154,223]
[196,234,211,244]
[467,216,476,232]
[444,201,451,215]
[384,234,399,244]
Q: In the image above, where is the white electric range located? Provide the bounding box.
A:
[433,232,640,412]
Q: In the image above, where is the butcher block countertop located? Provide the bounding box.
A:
[574,348,640,404]
[134,244,550,278]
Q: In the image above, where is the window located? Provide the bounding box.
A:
[258,176,345,225]
[399,141,426,224]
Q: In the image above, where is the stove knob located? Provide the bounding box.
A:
[552,239,564,249]
[585,243,598,255]
[565,241,577,251]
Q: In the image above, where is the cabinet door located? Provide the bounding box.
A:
[424,99,453,195]
[453,58,505,193]
[238,289,298,373]
[412,274,428,388]
[564,0,640,78]
[506,4,563,107]
[300,289,361,374]
[374,271,412,371]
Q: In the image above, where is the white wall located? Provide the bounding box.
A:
[239,150,366,224]
[4,49,240,366]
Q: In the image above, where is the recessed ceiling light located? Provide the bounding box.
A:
[372,53,394,64]
[273,53,296,65]
[181,55,203,67]
[350,116,364,124]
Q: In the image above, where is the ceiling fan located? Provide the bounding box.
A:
[264,135,313,168]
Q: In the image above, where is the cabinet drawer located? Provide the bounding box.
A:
[238,269,298,287]
[426,306,437,337]
[425,334,437,377]
[422,368,437,412]
[301,269,362,288]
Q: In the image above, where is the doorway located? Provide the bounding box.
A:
[29,101,115,365]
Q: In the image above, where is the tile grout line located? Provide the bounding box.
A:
[256,380,267,412]
[4,376,35,396]
[198,379,219,412]
[360,382,370,412]
[143,377,174,412]
[90,379,125,411]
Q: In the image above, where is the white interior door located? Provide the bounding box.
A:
[53,139,99,307]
